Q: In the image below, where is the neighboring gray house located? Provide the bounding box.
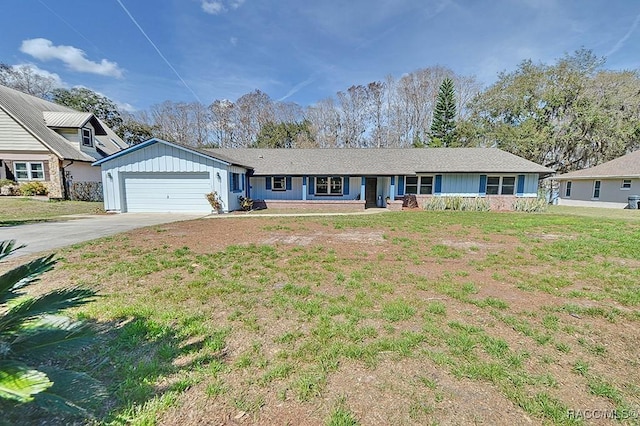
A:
[553,150,640,208]
[94,139,552,213]
[0,84,127,199]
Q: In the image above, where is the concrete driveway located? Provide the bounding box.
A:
[0,213,205,258]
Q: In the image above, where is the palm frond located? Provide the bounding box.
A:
[0,361,52,402]
[10,316,95,358]
[0,254,57,303]
[11,315,95,360]
[0,288,96,333]
[0,240,25,261]
[34,368,107,416]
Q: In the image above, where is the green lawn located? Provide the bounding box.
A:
[2,209,639,425]
[0,197,103,226]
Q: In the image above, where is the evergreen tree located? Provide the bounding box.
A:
[430,78,457,147]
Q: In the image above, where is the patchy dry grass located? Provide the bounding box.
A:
[2,210,639,425]
[0,197,103,226]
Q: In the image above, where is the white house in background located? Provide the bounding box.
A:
[93,138,552,213]
[0,84,127,199]
[553,150,640,208]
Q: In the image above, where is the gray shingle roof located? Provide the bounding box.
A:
[553,150,640,180]
[211,148,553,176]
[0,84,124,161]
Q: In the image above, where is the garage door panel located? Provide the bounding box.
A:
[123,172,212,213]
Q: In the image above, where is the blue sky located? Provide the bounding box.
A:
[1,0,639,112]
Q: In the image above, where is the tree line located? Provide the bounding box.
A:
[2,48,639,173]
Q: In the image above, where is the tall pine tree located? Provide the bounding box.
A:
[430,78,457,147]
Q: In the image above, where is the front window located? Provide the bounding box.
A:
[565,181,572,197]
[486,176,516,195]
[420,176,433,194]
[272,176,286,191]
[486,177,500,195]
[622,179,632,190]
[405,176,418,194]
[231,173,240,192]
[593,180,601,199]
[501,176,515,195]
[316,176,342,195]
[14,162,44,180]
[81,128,93,147]
[405,176,433,194]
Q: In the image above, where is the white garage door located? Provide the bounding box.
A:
[123,172,213,213]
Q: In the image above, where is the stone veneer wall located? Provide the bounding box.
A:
[45,155,64,199]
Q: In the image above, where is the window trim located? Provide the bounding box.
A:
[621,179,632,190]
[592,180,601,199]
[405,175,434,195]
[486,176,516,195]
[81,127,93,147]
[14,161,45,181]
[315,176,343,196]
[565,181,572,198]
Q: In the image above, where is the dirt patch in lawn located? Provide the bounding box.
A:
[10,214,640,426]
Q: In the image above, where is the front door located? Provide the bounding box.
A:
[365,177,377,208]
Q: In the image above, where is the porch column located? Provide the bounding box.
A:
[302,176,307,200]
[390,176,395,201]
[360,177,366,200]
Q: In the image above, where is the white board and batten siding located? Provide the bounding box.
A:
[100,142,237,213]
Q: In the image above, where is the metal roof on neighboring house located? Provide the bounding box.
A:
[211,148,554,176]
[0,84,125,162]
[42,111,108,135]
[553,150,640,180]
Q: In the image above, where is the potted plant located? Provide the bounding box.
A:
[206,191,223,213]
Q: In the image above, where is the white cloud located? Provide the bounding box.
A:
[230,37,238,46]
[12,63,65,87]
[201,1,225,14]
[230,0,245,9]
[201,0,245,15]
[20,38,124,78]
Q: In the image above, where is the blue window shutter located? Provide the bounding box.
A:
[344,177,349,195]
[398,176,405,195]
[266,176,271,190]
[435,175,442,194]
[516,174,525,196]
[479,175,487,196]
[309,177,315,195]
[286,176,292,190]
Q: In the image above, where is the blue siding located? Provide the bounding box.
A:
[249,176,360,201]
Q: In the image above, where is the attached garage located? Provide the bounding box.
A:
[93,139,250,213]
[122,172,212,213]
